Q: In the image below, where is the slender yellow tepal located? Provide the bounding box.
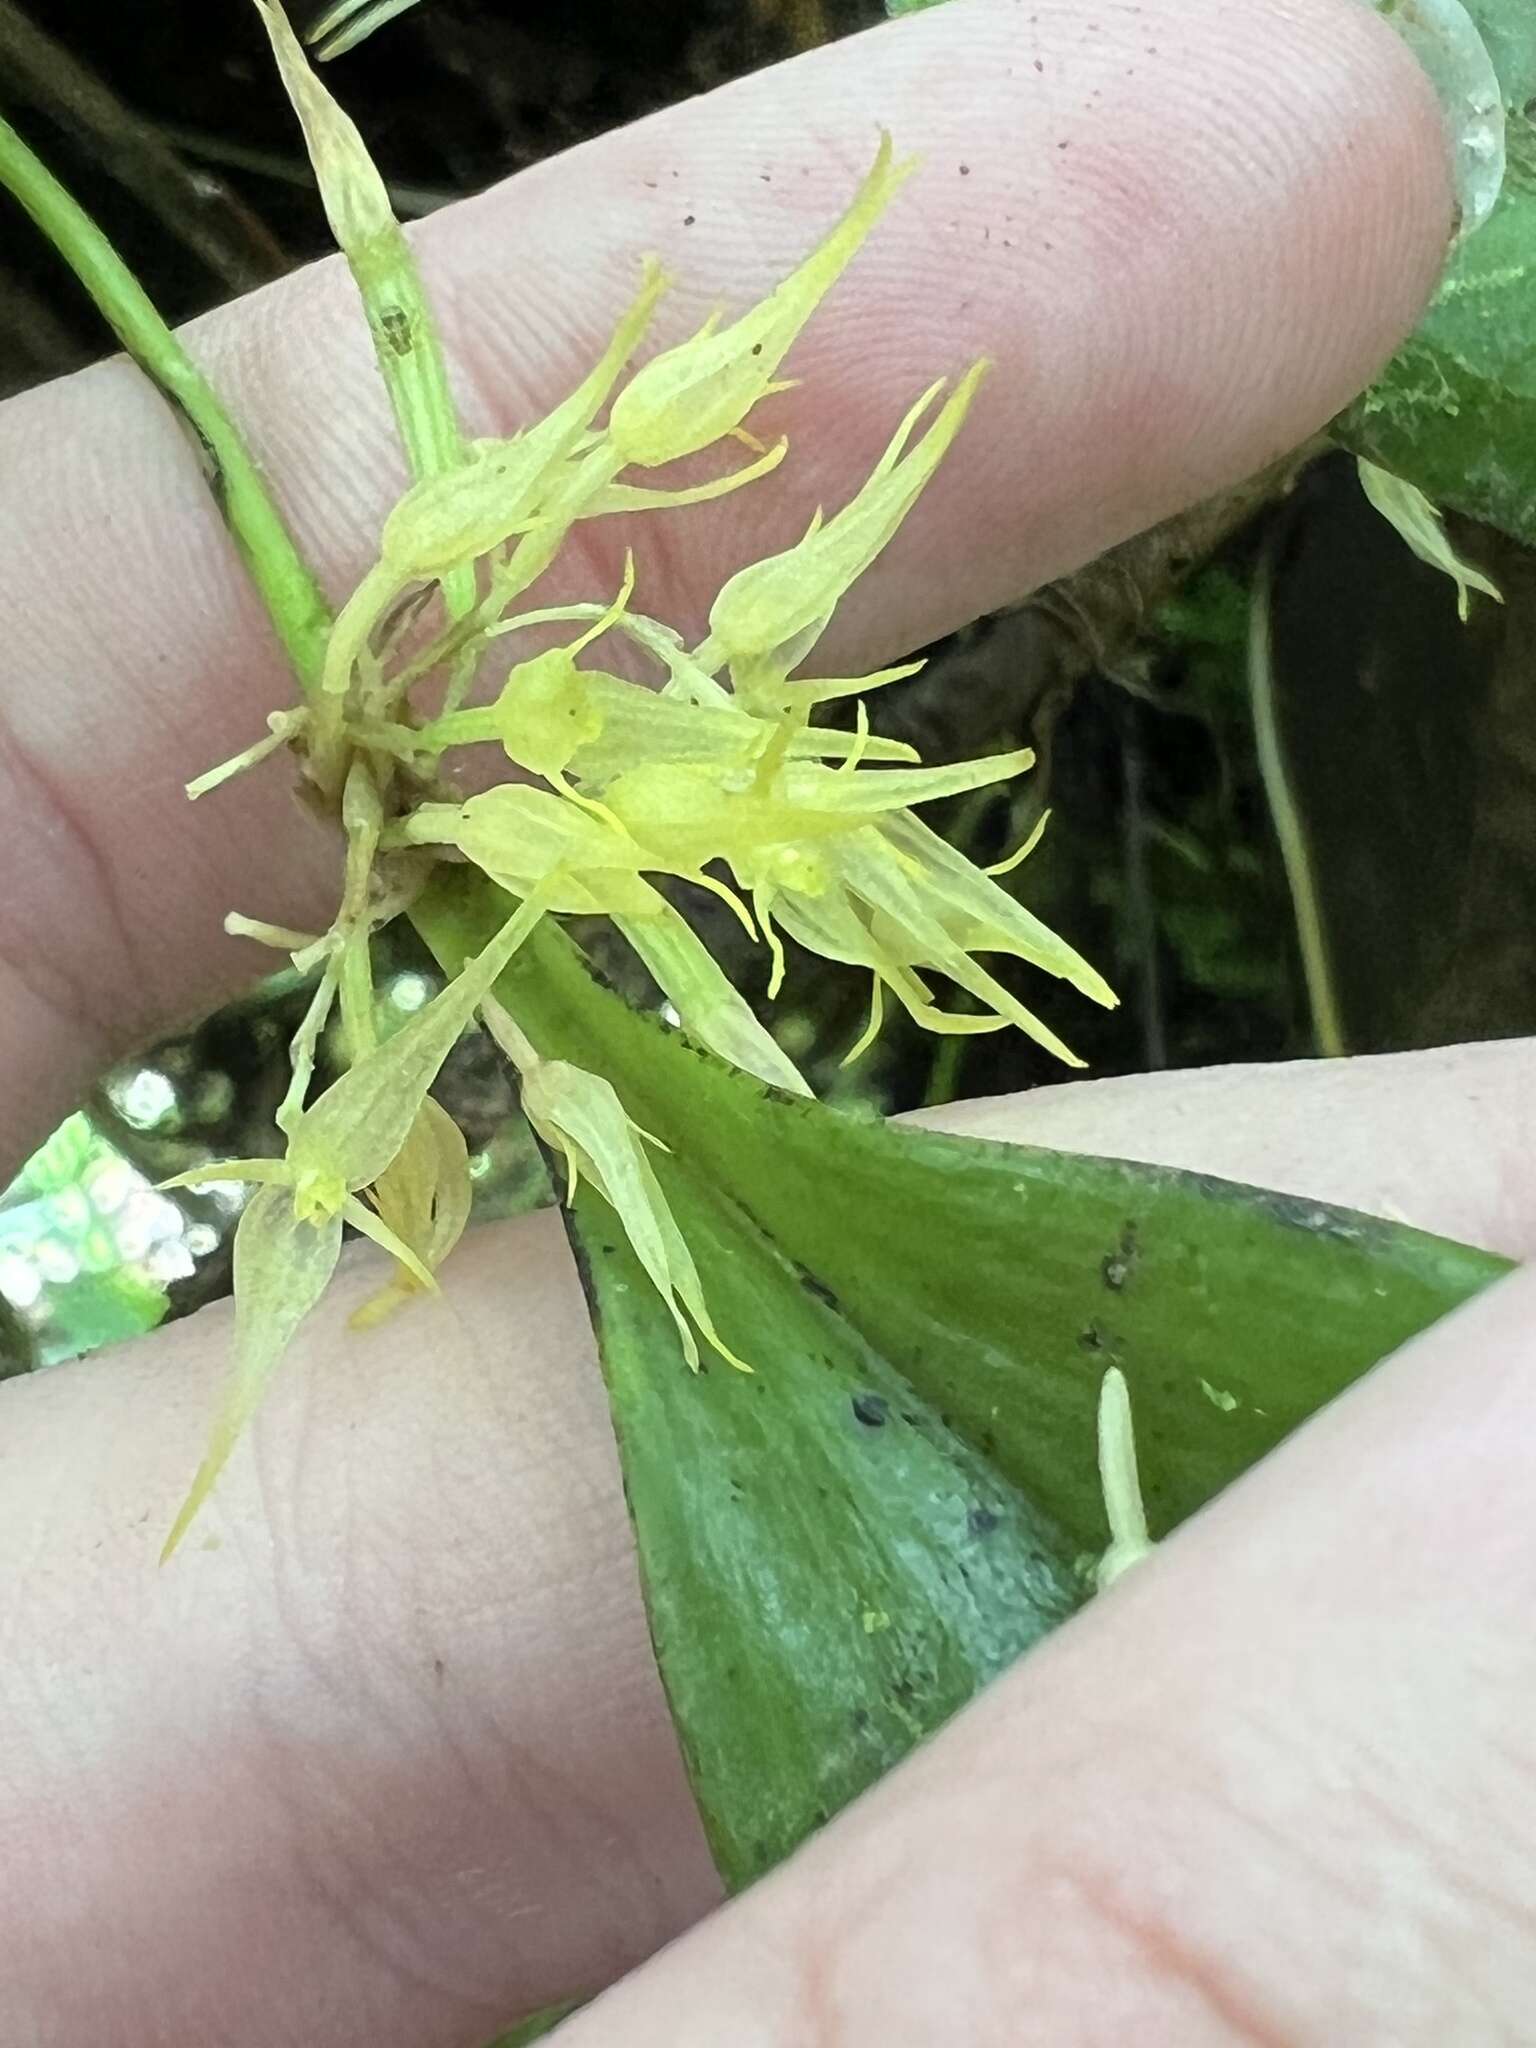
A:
[513,1043,752,1374]
[351,1097,473,1327]
[702,363,989,695]
[159,1186,345,1563]
[607,131,915,468]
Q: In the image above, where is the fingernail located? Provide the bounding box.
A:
[1372,0,1505,240]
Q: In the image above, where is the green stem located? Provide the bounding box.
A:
[1248,540,1347,1058]
[0,114,331,696]
[0,111,635,1076]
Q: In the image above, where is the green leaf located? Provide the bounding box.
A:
[573,1165,1079,1889]
[1458,0,1536,109]
[1342,168,1536,544]
[483,2000,581,2045]
[417,877,1506,1886]
[1338,2,1536,543]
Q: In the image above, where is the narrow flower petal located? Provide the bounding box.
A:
[341,1192,439,1293]
[379,260,666,579]
[157,1157,293,1193]
[774,748,1034,816]
[583,435,788,516]
[350,1096,472,1326]
[702,362,987,691]
[162,1187,343,1561]
[607,134,911,469]
[289,895,548,1196]
[521,1059,749,1371]
[879,811,1118,1007]
[614,902,811,1096]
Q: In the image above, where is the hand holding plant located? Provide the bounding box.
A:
[3,1,1533,2044]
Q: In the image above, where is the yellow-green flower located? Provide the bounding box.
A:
[602,755,1116,1064]
[159,897,544,1556]
[485,1001,749,1373]
[399,787,809,1094]
[607,132,914,468]
[696,365,988,706]
[403,583,922,791]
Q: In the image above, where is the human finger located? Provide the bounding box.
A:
[0,0,1451,1166]
[2,1035,1527,2043]
[558,1166,1536,2041]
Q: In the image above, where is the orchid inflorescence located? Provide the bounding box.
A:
[161,1,1115,1557]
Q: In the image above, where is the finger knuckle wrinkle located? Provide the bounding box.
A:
[1040,1857,1299,2048]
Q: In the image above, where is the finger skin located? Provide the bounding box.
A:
[912,1037,1536,1265]
[0,0,1450,1165]
[1,1218,722,2048]
[3,1037,1533,2045]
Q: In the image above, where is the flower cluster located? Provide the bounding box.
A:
[165,5,1114,1556]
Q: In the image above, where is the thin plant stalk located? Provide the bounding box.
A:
[0,114,331,695]
[1247,537,1347,1058]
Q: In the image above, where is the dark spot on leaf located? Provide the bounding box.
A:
[1101,1223,1139,1292]
[851,1392,890,1428]
[799,1267,840,1311]
[750,342,763,355]
[380,305,412,356]
[968,1505,1000,1538]
[1079,1322,1105,1351]
[851,1707,871,1734]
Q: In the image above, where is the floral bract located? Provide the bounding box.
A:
[163,2,1116,1556]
